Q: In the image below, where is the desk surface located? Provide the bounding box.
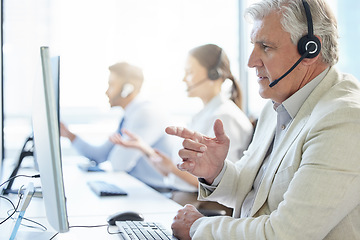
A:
[0,156,181,239]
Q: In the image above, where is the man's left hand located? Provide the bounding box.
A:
[171,204,204,240]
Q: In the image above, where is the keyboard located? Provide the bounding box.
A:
[87,180,128,196]
[115,221,177,240]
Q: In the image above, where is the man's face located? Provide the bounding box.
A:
[248,11,306,104]
[105,72,124,107]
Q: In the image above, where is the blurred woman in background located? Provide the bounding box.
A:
[110,44,253,215]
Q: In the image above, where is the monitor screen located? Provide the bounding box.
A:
[32,46,69,232]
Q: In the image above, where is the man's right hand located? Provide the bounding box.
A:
[165,119,229,184]
[60,122,76,142]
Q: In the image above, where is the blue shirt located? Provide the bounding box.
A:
[72,96,174,189]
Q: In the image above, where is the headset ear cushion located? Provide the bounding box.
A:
[208,68,221,80]
[297,35,321,58]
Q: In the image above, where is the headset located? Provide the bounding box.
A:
[120,83,135,98]
[208,48,223,80]
[269,0,321,87]
[187,48,224,91]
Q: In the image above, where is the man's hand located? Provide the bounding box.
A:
[171,204,204,240]
[165,119,229,184]
[60,122,76,142]
[109,130,143,150]
[109,129,156,155]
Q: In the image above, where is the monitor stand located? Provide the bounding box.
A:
[1,135,42,197]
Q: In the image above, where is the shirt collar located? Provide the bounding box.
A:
[280,67,329,119]
[195,94,224,115]
[124,95,147,115]
[206,94,223,108]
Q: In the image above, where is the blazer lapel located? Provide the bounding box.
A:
[243,101,277,175]
[249,67,340,217]
[250,115,309,216]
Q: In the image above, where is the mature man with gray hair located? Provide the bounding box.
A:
[167,0,360,239]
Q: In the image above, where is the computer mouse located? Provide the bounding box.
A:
[107,211,144,225]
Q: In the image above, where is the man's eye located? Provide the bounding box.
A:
[261,43,270,50]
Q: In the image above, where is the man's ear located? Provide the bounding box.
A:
[302,54,320,65]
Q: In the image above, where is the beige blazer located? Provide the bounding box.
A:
[192,67,360,240]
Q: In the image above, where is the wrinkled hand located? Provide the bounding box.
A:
[171,204,204,240]
[165,119,229,184]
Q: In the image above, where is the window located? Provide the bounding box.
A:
[3,0,359,159]
[3,0,240,158]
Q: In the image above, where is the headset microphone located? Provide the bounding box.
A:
[269,48,311,87]
[269,0,321,88]
[186,78,208,91]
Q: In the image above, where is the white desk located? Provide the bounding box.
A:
[0,156,181,239]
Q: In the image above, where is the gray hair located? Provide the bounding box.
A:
[245,0,339,66]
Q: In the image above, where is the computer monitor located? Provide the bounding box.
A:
[31,46,69,232]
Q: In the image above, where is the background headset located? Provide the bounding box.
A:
[120,83,135,98]
[208,48,223,80]
[186,48,224,91]
[269,0,321,87]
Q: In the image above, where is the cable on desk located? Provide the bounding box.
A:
[49,232,59,240]
[49,224,110,239]
[0,195,16,210]
[0,174,40,188]
[3,188,46,231]
[0,174,40,224]
[69,224,109,228]
[0,192,22,225]
[6,209,48,231]
[70,224,116,236]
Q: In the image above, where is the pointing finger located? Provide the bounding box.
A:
[165,126,202,141]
